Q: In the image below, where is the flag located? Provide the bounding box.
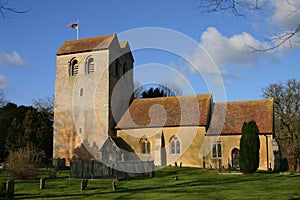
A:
[67,22,78,29]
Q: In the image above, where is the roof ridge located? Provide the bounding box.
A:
[133,93,212,102]
[65,34,116,43]
[215,99,272,104]
[56,34,118,55]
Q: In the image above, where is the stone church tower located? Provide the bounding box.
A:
[53,34,134,165]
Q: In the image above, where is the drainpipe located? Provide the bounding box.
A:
[265,135,269,170]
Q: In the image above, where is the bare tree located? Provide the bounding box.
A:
[0,0,28,18]
[159,81,183,97]
[262,79,300,171]
[196,0,300,51]
[133,81,145,98]
[0,90,7,107]
[32,96,54,121]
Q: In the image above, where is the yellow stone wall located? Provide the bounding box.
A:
[118,128,275,170]
[197,134,275,170]
[117,126,207,167]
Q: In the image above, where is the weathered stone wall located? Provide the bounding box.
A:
[53,37,134,166]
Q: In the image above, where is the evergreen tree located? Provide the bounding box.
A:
[141,87,167,98]
[0,102,53,164]
[239,120,260,173]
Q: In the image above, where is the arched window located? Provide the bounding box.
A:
[123,63,126,75]
[86,57,95,74]
[231,148,239,168]
[140,137,151,154]
[70,59,78,76]
[212,141,222,158]
[80,88,84,96]
[115,58,120,77]
[170,136,180,155]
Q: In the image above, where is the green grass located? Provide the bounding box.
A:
[1,167,300,199]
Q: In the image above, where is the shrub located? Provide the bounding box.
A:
[4,147,39,180]
[0,182,5,197]
[239,120,260,173]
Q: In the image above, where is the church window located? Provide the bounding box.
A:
[115,58,119,77]
[170,136,180,155]
[212,141,222,158]
[70,59,79,76]
[80,88,84,96]
[123,63,127,75]
[86,57,95,74]
[140,137,151,154]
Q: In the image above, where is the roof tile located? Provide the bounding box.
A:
[206,100,274,135]
[56,34,115,55]
[116,94,212,129]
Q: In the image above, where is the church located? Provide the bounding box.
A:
[53,34,279,171]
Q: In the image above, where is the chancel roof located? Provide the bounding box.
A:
[116,94,212,129]
[206,100,274,135]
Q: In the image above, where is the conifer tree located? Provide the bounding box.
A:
[239,120,260,173]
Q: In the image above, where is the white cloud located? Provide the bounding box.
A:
[0,50,26,67]
[266,0,300,49]
[0,74,8,90]
[269,0,300,31]
[187,27,272,79]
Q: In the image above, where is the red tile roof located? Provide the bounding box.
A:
[56,34,116,55]
[206,100,274,135]
[116,94,212,129]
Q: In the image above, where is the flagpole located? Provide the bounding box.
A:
[76,20,79,40]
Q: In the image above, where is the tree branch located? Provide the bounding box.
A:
[0,1,29,18]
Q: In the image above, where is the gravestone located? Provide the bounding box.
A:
[40,178,46,189]
[81,179,88,191]
[112,181,116,191]
[6,180,14,198]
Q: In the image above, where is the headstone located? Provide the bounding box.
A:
[81,179,88,191]
[149,171,154,178]
[112,181,116,191]
[40,178,46,189]
[6,180,14,198]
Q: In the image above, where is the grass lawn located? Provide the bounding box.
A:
[0,167,300,199]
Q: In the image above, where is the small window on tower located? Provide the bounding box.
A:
[86,57,94,74]
[123,63,127,75]
[115,58,119,77]
[70,59,79,76]
[80,88,84,96]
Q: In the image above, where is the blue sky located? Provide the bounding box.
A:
[0,0,299,105]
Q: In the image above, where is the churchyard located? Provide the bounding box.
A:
[0,166,300,199]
